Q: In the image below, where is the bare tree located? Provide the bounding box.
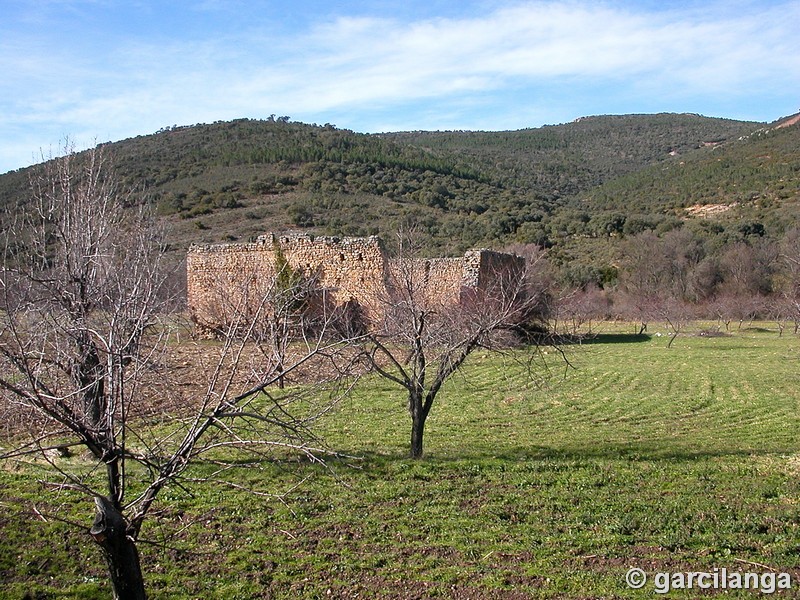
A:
[552,284,612,337]
[719,239,777,300]
[0,143,354,598]
[194,240,325,387]
[619,229,705,344]
[618,231,668,334]
[660,296,696,348]
[351,234,550,459]
[778,227,800,334]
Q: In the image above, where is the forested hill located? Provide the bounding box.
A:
[383,113,758,198]
[572,116,800,231]
[1,112,797,274]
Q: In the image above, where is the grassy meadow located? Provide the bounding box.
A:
[1,323,799,598]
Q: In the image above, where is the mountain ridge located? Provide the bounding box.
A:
[1,112,797,284]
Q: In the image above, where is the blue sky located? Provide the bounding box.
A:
[1,0,798,174]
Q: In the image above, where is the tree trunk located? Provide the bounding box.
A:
[90,496,147,600]
[667,331,678,348]
[276,359,285,389]
[409,388,428,459]
[76,333,106,428]
[410,411,426,459]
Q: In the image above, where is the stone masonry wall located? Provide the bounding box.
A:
[470,249,526,290]
[386,257,465,309]
[187,232,524,335]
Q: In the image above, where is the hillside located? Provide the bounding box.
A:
[6,111,800,288]
[0,113,766,255]
[384,113,758,197]
[574,115,800,234]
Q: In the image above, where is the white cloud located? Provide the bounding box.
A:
[223,0,799,118]
[1,0,799,172]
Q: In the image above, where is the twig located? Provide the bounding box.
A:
[734,558,778,572]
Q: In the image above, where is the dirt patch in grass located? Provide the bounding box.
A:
[289,577,538,599]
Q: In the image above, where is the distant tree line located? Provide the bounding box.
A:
[545,225,800,338]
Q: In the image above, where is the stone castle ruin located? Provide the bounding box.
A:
[187,232,525,336]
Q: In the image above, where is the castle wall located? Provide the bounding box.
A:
[471,249,526,290]
[187,237,280,335]
[386,257,465,309]
[186,233,526,335]
[270,232,387,314]
[187,233,390,334]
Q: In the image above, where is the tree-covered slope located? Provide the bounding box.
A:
[0,113,778,258]
[385,113,758,198]
[571,116,800,236]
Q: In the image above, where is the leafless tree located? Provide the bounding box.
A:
[618,231,669,334]
[660,296,696,348]
[618,229,705,344]
[778,227,800,334]
[551,284,612,337]
[350,233,551,459]
[0,143,355,599]
[767,294,792,337]
[719,239,777,300]
[707,291,767,332]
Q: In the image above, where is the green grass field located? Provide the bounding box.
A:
[1,324,799,598]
